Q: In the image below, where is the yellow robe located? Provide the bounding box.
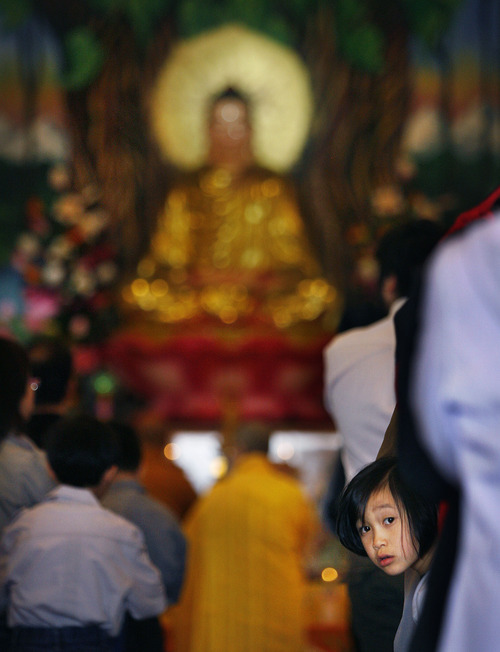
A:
[171,454,319,652]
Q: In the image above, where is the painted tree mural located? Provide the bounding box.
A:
[1,0,462,291]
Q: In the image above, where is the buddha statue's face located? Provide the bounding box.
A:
[207,97,253,170]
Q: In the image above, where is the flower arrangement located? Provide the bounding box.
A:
[6,164,119,343]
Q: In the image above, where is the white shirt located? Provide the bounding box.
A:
[0,485,167,635]
[394,570,428,652]
[323,299,405,482]
[413,214,500,652]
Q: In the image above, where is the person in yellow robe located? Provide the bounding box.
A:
[171,422,320,652]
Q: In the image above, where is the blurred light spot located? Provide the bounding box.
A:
[276,441,295,461]
[151,279,169,297]
[210,455,228,479]
[321,567,338,582]
[92,372,116,395]
[164,442,181,461]
[131,278,149,297]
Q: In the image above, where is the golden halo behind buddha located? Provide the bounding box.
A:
[150,24,314,173]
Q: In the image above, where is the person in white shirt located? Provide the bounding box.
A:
[0,415,167,652]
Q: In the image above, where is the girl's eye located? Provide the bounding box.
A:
[384,516,395,525]
[359,525,370,535]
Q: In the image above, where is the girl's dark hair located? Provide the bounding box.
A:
[0,336,30,441]
[336,456,438,559]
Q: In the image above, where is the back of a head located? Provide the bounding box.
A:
[376,219,445,298]
[46,414,119,488]
[109,421,142,472]
[28,336,73,406]
[0,336,30,440]
[234,422,271,455]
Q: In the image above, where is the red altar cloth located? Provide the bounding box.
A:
[101,331,332,425]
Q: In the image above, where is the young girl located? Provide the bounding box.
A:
[336,456,438,652]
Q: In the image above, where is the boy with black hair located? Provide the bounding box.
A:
[0,415,167,652]
[103,421,187,652]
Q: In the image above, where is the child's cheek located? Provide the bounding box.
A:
[362,539,372,558]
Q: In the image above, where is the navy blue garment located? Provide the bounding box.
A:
[10,625,120,652]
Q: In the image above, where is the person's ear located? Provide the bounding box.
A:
[103,465,118,487]
[46,463,58,483]
[381,274,398,308]
[96,465,118,498]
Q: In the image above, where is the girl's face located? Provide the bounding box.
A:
[356,486,421,576]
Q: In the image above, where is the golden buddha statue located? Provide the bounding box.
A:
[123,90,337,331]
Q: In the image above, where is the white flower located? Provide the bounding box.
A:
[41,261,66,287]
[16,233,41,259]
[48,165,71,192]
[48,236,74,260]
[70,267,96,296]
[52,193,85,226]
[79,210,108,240]
[96,261,117,284]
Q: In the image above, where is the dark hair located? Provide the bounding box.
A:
[0,336,30,440]
[28,336,73,405]
[46,415,119,487]
[376,219,444,297]
[235,421,271,454]
[336,457,438,559]
[109,421,142,472]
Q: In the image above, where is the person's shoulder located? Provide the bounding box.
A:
[423,214,500,308]
[0,434,48,474]
[438,211,500,269]
[326,314,393,358]
[1,494,51,538]
[104,484,182,534]
[97,499,153,548]
[128,488,181,527]
[272,472,309,498]
[141,490,179,520]
[260,461,309,495]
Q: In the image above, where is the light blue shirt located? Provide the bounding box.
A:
[0,485,167,635]
[413,214,500,652]
[0,433,55,533]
